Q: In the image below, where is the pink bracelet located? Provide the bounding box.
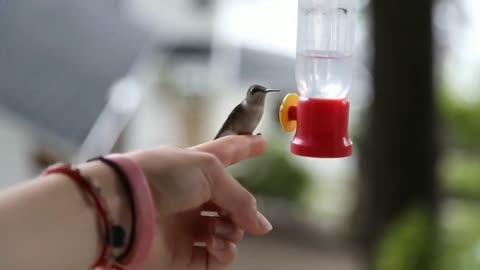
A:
[106,154,156,269]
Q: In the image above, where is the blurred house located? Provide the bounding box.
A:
[0,0,148,170]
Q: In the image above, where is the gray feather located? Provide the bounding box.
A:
[214,103,247,139]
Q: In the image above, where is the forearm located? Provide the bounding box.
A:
[0,161,131,270]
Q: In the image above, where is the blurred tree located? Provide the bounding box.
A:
[354,0,439,270]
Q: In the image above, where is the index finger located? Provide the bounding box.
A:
[190,135,267,166]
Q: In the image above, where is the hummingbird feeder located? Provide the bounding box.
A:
[279,0,357,158]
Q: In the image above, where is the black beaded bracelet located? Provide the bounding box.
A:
[88,156,137,263]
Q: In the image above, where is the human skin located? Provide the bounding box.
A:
[0,135,272,270]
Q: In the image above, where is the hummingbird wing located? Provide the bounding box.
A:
[214,103,246,139]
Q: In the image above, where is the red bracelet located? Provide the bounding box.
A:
[105,154,156,269]
[43,165,111,269]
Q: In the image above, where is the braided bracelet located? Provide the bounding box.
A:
[43,165,113,269]
[44,155,155,270]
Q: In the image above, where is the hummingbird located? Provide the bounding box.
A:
[214,84,280,139]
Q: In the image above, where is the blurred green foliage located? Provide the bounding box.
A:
[438,88,480,267]
[439,90,480,152]
[375,207,436,270]
[435,202,480,270]
[232,136,313,207]
[442,156,480,197]
[437,88,480,270]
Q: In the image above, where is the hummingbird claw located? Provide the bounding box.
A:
[256,133,262,136]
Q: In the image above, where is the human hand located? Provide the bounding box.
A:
[126,135,272,270]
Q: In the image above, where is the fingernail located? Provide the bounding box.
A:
[213,238,226,250]
[256,211,273,232]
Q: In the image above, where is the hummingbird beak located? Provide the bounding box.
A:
[265,89,281,93]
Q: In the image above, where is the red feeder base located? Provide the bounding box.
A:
[290,97,352,158]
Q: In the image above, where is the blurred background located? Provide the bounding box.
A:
[1,0,480,269]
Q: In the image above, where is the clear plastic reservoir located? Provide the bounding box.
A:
[296,0,357,99]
